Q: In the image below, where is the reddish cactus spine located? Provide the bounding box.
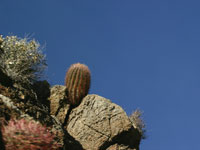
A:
[1,118,61,150]
[65,63,91,106]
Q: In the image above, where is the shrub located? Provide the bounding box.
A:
[1,118,61,150]
[0,35,46,85]
[129,109,146,139]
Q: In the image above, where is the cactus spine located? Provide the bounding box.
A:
[65,63,91,106]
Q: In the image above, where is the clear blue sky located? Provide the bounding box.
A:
[1,0,200,149]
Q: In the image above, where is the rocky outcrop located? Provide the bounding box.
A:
[0,92,65,144]
[0,83,142,150]
[49,85,141,150]
[0,84,81,149]
[0,35,143,149]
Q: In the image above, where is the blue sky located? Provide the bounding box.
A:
[1,0,200,149]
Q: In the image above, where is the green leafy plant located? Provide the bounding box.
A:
[1,118,61,150]
[65,63,91,106]
[0,35,46,85]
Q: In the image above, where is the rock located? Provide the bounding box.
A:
[0,93,64,145]
[0,83,142,150]
[0,85,83,150]
[65,94,141,150]
[106,144,138,150]
[49,85,71,124]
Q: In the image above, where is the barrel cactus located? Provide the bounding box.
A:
[1,118,61,150]
[65,63,91,106]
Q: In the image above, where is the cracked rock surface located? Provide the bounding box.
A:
[49,85,70,124]
[65,94,141,150]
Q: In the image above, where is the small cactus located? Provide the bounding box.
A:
[1,118,61,150]
[65,63,91,106]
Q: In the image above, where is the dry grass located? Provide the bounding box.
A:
[129,109,146,139]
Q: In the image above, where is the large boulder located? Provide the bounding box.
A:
[64,94,141,150]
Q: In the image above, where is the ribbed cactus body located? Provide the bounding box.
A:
[65,63,91,106]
